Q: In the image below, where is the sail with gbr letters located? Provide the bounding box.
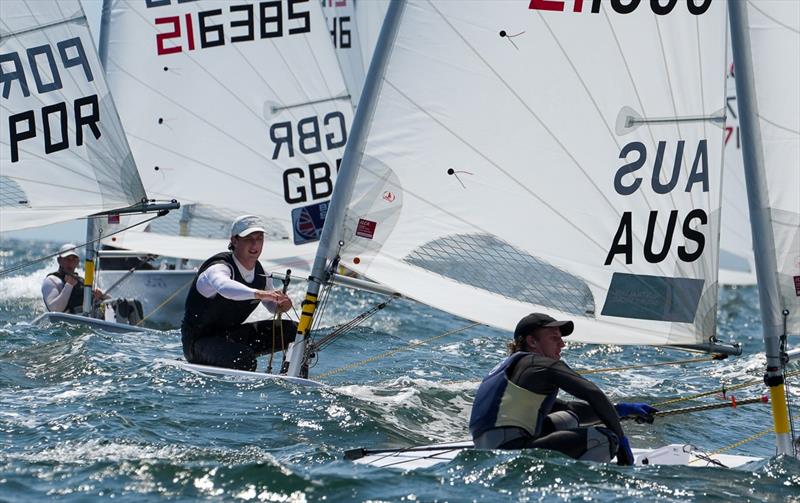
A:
[304,0,737,351]
[99,0,353,272]
[0,0,147,231]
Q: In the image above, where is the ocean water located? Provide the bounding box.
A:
[1,237,798,502]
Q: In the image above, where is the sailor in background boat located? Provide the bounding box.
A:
[181,215,296,371]
[41,244,106,314]
[469,313,657,465]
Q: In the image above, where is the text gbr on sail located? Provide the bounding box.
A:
[271,112,348,204]
[1,37,99,163]
[605,140,709,265]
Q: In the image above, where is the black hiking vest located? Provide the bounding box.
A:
[182,252,267,339]
[46,271,85,313]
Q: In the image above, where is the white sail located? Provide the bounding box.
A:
[101,0,353,263]
[719,61,756,286]
[332,0,730,348]
[322,0,389,108]
[0,0,146,231]
[743,0,800,335]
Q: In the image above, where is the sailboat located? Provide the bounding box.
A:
[1,0,178,332]
[80,0,358,327]
[274,0,797,466]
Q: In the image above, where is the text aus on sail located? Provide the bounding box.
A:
[3,37,100,163]
[605,140,711,266]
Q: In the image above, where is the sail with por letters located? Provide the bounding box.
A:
[101,0,352,271]
[743,0,800,336]
[0,0,146,231]
[332,0,730,348]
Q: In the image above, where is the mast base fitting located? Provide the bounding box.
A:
[764,372,785,387]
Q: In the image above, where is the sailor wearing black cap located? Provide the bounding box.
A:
[182,215,296,371]
[469,313,656,465]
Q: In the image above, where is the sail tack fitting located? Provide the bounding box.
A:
[616,106,726,136]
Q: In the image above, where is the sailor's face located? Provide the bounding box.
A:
[528,327,565,360]
[234,232,264,261]
[58,255,79,273]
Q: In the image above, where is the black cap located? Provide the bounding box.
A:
[513,313,574,341]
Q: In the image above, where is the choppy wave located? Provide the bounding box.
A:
[1,238,798,502]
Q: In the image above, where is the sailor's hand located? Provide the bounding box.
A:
[64,274,78,287]
[616,436,635,466]
[615,402,658,423]
[273,292,293,313]
[92,288,108,300]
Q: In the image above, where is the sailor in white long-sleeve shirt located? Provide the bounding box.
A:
[42,244,105,314]
[181,215,295,371]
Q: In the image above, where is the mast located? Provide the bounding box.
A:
[284,0,406,377]
[728,1,794,456]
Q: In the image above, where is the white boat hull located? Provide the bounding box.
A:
[349,440,763,470]
[31,312,149,333]
[96,270,195,328]
[153,358,324,387]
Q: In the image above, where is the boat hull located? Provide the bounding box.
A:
[96,270,195,328]
[349,440,764,470]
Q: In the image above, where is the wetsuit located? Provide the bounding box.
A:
[42,271,84,313]
[181,252,296,371]
[469,352,624,462]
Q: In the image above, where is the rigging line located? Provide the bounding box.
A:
[314,321,481,381]
[689,427,772,462]
[134,276,194,326]
[313,297,394,351]
[0,212,164,277]
[117,2,349,176]
[653,368,800,407]
[757,114,800,135]
[747,1,800,34]
[576,355,721,375]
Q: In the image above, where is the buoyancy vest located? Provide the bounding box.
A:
[182,252,267,340]
[46,271,85,313]
[468,352,559,439]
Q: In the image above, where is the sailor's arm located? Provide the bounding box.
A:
[197,264,291,311]
[42,276,72,312]
[549,361,624,437]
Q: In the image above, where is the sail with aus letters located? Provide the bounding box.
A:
[289,0,738,363]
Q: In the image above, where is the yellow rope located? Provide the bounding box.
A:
[135,276,194,326]
[315,322,481,380]
[577,356,718,375]
[688,427,773,464]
